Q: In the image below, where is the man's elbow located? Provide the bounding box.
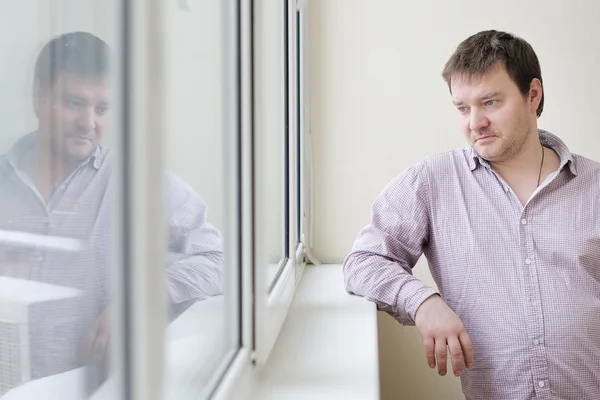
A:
[342,252,361,296]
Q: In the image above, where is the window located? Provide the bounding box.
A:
[0,0,132,398]
[0,0,242,399]
[260,0,288,290]
[0,0,312,399]
[252,0,308,366]
[163,0,241,398]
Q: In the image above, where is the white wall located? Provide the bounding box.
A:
[308,1,600,399]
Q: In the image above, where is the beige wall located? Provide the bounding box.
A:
[308,1,600,399]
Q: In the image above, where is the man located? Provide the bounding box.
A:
[0,32,224,380]
[344,30,600,400]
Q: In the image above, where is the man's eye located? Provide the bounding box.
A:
[65,99,83,108]
[484,100,497,106]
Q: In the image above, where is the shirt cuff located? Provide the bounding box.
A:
[404,285,441,324]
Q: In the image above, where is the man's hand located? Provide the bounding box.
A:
[414,295,473,377]
[86,309,110,363]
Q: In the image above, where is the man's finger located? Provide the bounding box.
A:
[447,336,463,376]
[459,331,474,369]
[423,337,435,369]
[435,337,448,376]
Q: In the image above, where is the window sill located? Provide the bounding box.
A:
[256,264,380,400]
[1,296,227,400]
[1,266,380,400]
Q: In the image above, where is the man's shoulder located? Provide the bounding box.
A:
[569,152,600,180]
[571,152,600,168]
[384,147,472,195]
[397,147,472,178]
[422,147,472,168]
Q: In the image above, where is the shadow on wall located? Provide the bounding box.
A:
[377,312,465,400]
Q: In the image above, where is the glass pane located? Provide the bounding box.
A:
[0,0,124,399]
[163,0,239,398]
[260,0,288,290]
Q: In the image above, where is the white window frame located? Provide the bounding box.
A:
[251,0,310,367]
[109,0,169,399]
[113,0,247,399]
[214,1,313,397]
[209,0,256,397]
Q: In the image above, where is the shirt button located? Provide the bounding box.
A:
[533,339,539,345]
[504,186,509,192]
[538,381,545,388]
[525,258,531,265]
[521,219,527,225]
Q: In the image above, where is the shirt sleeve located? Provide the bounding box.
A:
[164,172,224,305]
[343,162,439,325]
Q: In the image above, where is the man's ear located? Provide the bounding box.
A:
[528,78,543,114]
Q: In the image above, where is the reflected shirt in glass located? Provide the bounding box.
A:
[0,132,224,380]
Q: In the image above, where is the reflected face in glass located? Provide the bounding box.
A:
[35,72,110,162]
[450,64,538,162]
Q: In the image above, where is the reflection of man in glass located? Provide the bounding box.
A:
[0,32,223,381]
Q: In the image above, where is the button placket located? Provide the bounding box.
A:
[521,212,551,394]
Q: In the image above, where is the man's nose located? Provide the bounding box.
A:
[77,108,96,132]
[469,109,489,132]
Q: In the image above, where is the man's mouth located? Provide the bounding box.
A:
[68,135,92,142]
[475,135,493,143]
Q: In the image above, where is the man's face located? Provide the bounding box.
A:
[450,63,537,162]
[36,72,110,162]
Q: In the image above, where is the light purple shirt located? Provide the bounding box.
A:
[344,130,600,399]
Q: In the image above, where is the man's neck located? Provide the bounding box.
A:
[489,132,543,180]
[488,130,562,205]
[28,135,78,200]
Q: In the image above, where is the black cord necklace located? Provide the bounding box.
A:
[536,145,545,188]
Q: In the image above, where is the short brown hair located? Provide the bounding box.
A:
[34,31,110,90]
[442,30,544,117]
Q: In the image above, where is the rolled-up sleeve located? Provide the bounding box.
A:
[343,162,439,325]
[164,173,224,304]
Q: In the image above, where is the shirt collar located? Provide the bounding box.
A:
[466,129,577,176]
[5,131,106,171]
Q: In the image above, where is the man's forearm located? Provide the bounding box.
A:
[166,251,224,305]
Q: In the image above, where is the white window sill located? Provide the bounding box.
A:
[0,265,380,400]
[257,264,380,400]
[1,297,228,400]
